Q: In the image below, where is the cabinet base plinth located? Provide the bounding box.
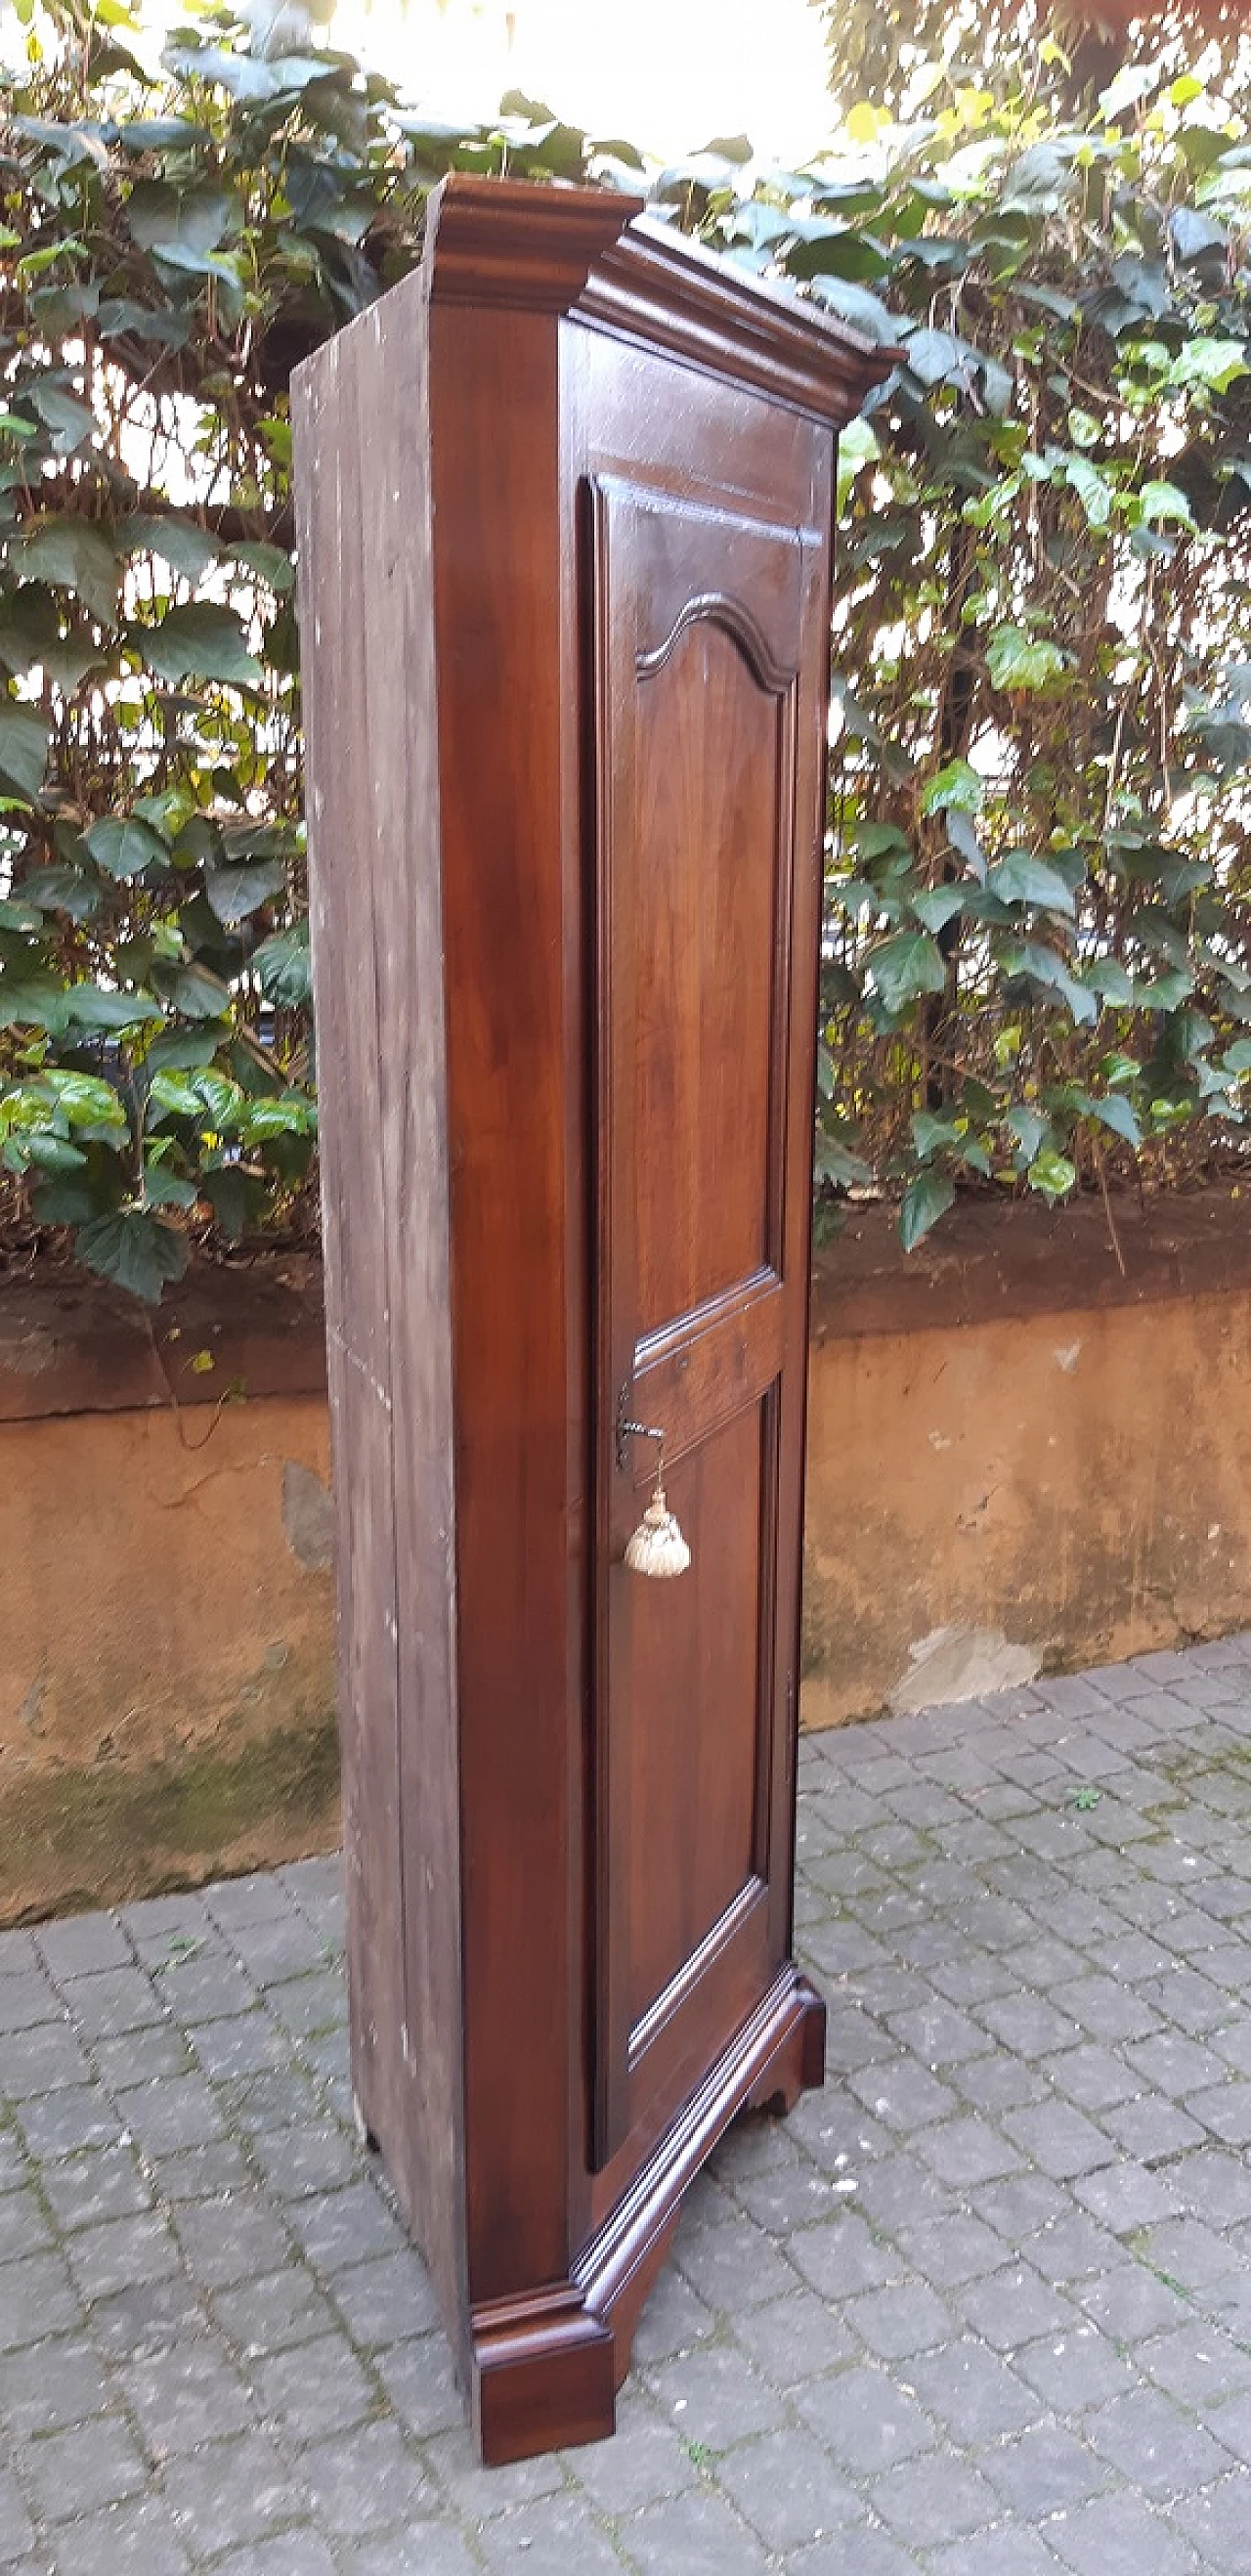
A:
[470,1964,825,2463]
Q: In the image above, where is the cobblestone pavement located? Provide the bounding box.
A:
[8,1641,1251,2569]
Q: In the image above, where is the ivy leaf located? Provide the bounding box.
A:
[1061,454,1113,527]
[1080,958,1136,1005]
[1136,966,1195,1010]
[39,1070,128,1137]
[1027,1147,1077,1201]
[912,1111,963,1157]
[252,920,313,1006]
[125,180,236,264]
[159,964,233,1021]
[1008,1104,1052,1160]
[1084,1090,1143,1147]
[137,602,261,687]
[85,814,169,880]
[0,705,51,804]
[986,851,1076,915]
[911,885,967,934]
[76,1208,190,1302]
[1166,338,1248,393]
[204,859,285,926]
[27,381,96,454]
[899,1169,956,1251]
[866,931,948,1014]
[987,628,1066,691]
[815,1129,872,1187]
[7,517,119,625]
[1004,942,1100,1026]
[121,512,220,582]
[61,984,163,1032]
[922,758,983,815]
[237,1095,316,1141]
[148,1069,242,1130]
[1137,480,1195,530]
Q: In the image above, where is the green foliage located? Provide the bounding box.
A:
[0,0,623,1293]
[755,57,1251,1249]
[3,3,1250,1287]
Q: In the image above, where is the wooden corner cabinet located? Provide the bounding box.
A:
[292,174,886,2465]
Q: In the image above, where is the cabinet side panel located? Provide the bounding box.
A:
[292,289,467,2364]
[428,303,574,2305]
[357,287,469,2362]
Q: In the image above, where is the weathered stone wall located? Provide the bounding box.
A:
[0,1262,337,1924]
[802,1187,1251,1726]
[5,1192,1249,1920]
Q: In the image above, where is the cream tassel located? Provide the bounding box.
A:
[625,1480,691,1580]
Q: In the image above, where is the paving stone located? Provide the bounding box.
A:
[985,2421,1114,2518]
[86,2271,206,2363]
[112,2074,226,2157]
[1072,2160,1184,2233]
[281,2179,410,2275]
[1014,2322,1135,2411]
[65,2212,182,2303]
[1077,2261,1193,2342]
[16,2087,123,2162]
[247,2123,363,2202]
[618,2485,771,2576]
[1140,2215,1241,2292]
[843,2282,955,2360]
[907,2337,1041,2443]
[796,2363,939,2471]
[93,2028,194,2092]
[1201,2388,1251,2468]
[1170,2474,1251,2574]
[630,2262,717,2365]
[849,2057,961,2130]
[21,2413,148,2521]
[1024,2214,1120,2286]
[0,2251,80,2348]
[927,2528,1068,2576]
[340,2530,479,2576]
[0,2469,33,2564]
[712,2423,865,2550]
[46,2496,193,2575]
[0,2187,52,2265]
[788,2211,902,2301]
[645,2339,786,2447]
[150,2140,254,2205]
[36,1918,132,1981]
[891,2213,1006,2288]
[187,2013,289,2084]
[213,2265,339,2362]
[958,2265,1079,2353]
[1001,2101,1116,2181]
[156,2431,301,2556]
[1087,2383,1232,2500]
[297,2419,431,2533]
[0,2022,92,2101]
[121,2335,257,2452]
[326,2248,441,2347]
[567,2387,700,2515]
[728,2287,858,2388]
[788,2527,929,2576]
[917,2117,1026,2188]
[0,2338,113,2438]
[1047,2486,1200,2575]
[60,1969,166,2042]
[11,1653,1251,2576]
[174,2194,297,2291]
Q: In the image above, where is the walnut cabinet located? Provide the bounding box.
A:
[292,175,884,2465]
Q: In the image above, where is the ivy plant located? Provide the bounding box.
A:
[2,0,1249,1290]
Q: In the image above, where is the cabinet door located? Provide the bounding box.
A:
[588,465,829,2167]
